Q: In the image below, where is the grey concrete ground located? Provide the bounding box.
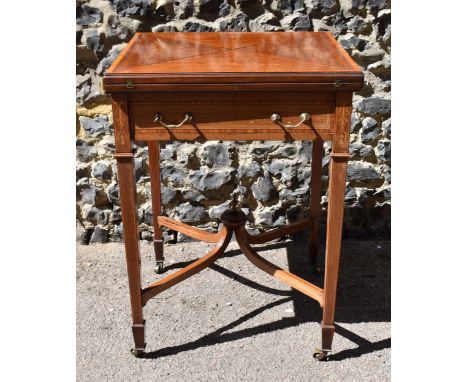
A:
[77,230,390,382]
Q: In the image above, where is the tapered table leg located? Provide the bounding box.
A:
[320,153,349,358]
[148,141,164,274]
[112,95,146,356]
[316,92,353,360]
[309,139,324,274]
[116,154,146,356]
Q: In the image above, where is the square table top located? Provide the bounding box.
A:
[104,32,363,91]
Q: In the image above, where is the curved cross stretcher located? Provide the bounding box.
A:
[114,105,351,361]
[137,209,326,348]
[119,140,348,362]
[142,211,323,307]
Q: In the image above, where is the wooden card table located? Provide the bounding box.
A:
[103,32,363,361]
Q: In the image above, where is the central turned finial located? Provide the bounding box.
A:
[220,193,247,227]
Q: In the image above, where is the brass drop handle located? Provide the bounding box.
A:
[270,112,311,128]
[154,112,193,128]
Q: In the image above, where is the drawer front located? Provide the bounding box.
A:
[130,92,335,141]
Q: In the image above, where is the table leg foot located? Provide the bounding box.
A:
[313,323,334,361]
[321,323,335,351]
[313,348,330,361]
[131,321,146,357]
[153,239,164,274]
[154,260,164,274]
[131,347,146,357]
[153,236,164,274]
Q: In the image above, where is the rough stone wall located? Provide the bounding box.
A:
[76,0,391,244]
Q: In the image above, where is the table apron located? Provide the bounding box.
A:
[129,91,337,142]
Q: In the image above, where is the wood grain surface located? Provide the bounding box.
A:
[103,32,363,91]
[130,91,335,141]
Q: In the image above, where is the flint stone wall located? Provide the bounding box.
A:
[76,0,391,244]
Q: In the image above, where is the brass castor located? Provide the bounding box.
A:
[313,349,330,361]
[154,261,164,274]
[131,348,144,357]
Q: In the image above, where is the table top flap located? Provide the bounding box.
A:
[103,32,363,91]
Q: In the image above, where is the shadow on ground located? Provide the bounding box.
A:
[141,233,390,361]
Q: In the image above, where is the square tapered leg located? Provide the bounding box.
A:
[309,139,324,274]
[148,141,165,274]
